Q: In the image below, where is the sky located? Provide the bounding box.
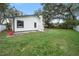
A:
[10,3,42,15]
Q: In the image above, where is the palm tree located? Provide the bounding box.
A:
[0,3,10,24]
[0,3,9,18]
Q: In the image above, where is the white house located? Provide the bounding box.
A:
[0,24,6,32]
[8,15,44,32]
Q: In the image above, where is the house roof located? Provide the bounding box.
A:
[7,15,40,19]
[0,15,38,19]
[13,15,39,17]
[14,15,36,17]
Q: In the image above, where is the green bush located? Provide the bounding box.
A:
[61,19,79,29]
[44,19,79,29]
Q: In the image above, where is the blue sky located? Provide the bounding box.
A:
[10,3,42,15]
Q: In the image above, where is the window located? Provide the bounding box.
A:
[17,20,24,28]
[34,22,37,28]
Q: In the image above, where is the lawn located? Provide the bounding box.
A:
[0,29,79,56]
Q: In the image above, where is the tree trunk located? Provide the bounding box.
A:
[68,8,76,20]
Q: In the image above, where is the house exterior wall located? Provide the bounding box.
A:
[0,24,6,32]
[13,16,44,32]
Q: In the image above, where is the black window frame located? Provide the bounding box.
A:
[34,22,37,28]
[17,20,24,28]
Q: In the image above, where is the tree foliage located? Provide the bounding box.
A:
[0,3,10,18]
[0,3,23,24]
[0,3,23,31]
[40,3,79,28]
[0,3,23,18]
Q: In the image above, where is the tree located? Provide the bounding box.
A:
[34,9,42,16]
[64,4,76,20]
[0,3,10,18]
[41,3,54,27]
[41,3,66,27]
[62,3,79,29]
[0,3,23,31]
[41,3,79,28]
[6,6,23,17]
[10,7,23,16]
[0,3,10,24]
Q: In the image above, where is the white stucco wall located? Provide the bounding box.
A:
[38,16,44,31]
[0,24,6,32]
[13,16,44,32]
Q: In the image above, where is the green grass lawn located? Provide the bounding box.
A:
[0,29,79,56]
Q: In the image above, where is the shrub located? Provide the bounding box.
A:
[61,19,79,29]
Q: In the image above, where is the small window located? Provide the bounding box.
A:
[17,20,24,28]
[34,22,37,28]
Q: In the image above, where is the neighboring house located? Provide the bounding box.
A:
[0,18,6,32]
[0,24,6,32]
[8,15,44,32]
